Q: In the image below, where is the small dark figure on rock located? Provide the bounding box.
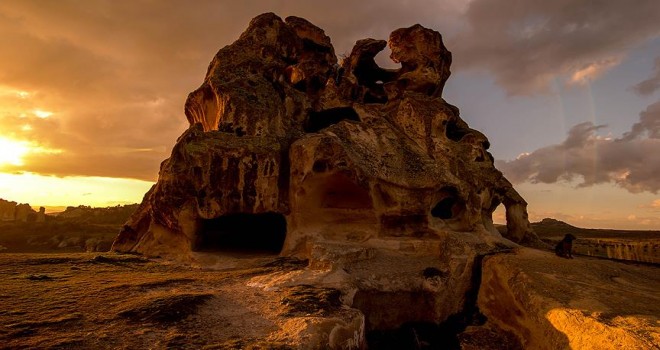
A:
[555,234,576,259]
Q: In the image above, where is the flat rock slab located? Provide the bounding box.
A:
[462,248,660,349]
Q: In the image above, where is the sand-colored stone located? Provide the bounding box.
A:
[460,248,660,350]
[104,13,574,349]
[113,13,536,260]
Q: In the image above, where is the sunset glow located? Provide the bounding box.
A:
[32,109,53,119]
[0,172,153,208]
[0,137,62,168]
[0,2,656,230]
[0,137,30,166]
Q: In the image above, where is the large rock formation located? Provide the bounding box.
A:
[112,13,540,348]
[113,13,536,258]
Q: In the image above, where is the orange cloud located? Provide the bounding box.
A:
[569,57,622,85]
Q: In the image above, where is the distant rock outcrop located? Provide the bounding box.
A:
[0,199,37,222]
[532,218,660,264]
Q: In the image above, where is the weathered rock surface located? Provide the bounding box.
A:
[113,13,536,258]
[111,13,543,349]
[461,248,660,350]
[3,250,657,349]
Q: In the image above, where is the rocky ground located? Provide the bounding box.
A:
[462,248,660,350]
[0,248,658,349]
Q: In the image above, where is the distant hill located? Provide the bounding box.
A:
[530,218,660,240]
[515,218,660,265]
[56,204,139,224]
[0,203,138,253]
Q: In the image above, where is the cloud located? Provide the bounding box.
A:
[639,199,660,212]
[568,57,622,85]
[0,1,468,181]
[632,57,660,96]
[450,0,660,95]
[497,101,660,193]
[0,0,658,182]
[621,99,660,140]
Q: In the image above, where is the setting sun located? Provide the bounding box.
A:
[32,109,53,118]
[0,137,30,166]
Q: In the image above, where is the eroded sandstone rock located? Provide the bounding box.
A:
[112,13,539,348]
[113,13,536,257]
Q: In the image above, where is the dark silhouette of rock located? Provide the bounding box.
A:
[0,199,36,222]
[36,207,46,223]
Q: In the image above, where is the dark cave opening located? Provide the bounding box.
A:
[194,212,287,254]
[445,120,469,142]
[431,187,465,221]
[431,197,456,219]
[305,107,361,133]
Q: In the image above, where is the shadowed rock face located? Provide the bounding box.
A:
[112,12,537,258]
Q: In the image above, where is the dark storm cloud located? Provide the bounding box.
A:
[497,101,660,193]
[451,0,660,95]
[632,57,660,96]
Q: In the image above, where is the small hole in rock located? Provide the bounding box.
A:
[446,120,468,142]
[312,160,329,173]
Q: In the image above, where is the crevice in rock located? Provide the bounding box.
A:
[358,251,511,349]
[305,107,360,133]
[193,212,286,254]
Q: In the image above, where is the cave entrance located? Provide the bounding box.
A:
[305,107,360,133]
[430,187,465,220]
[194,212,286,255]
[431,197,456,219]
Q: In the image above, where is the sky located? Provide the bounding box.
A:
[0,0,659,229]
